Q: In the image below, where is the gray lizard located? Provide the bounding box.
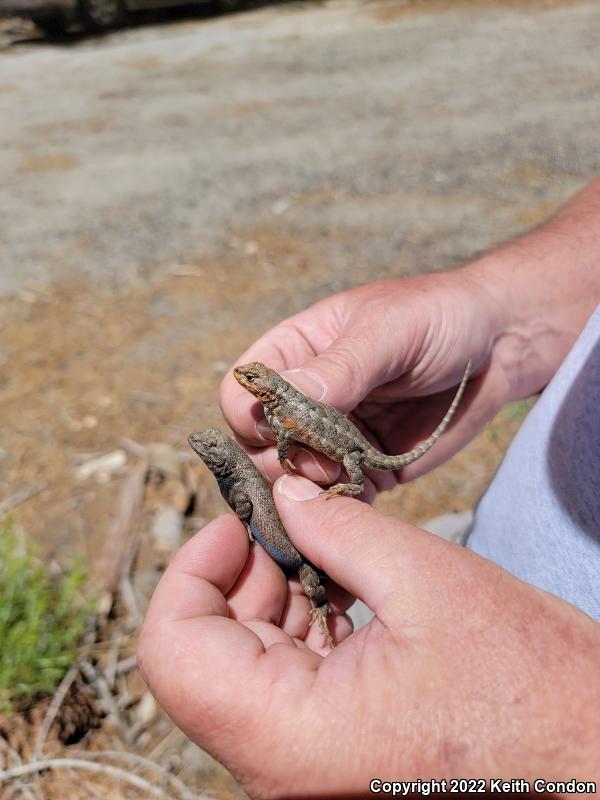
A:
[188,428,333,647]
[233,360,471,497]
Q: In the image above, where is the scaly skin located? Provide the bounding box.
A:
[188,429,333,646]
[233,360,471,496]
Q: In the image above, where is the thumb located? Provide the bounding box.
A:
[273,473,434,620]
[282,320,403,413]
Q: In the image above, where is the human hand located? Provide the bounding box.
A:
[220,269,515,496]
[138,475,600,798]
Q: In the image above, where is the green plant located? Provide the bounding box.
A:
[0,518,92,710]
[507,398,533,421]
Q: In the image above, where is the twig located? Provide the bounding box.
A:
[113,654,138,677]
[101,460,147,596]
[69,771,103,799]
[118,535,144,629]
[103,629,124,689]
[125,716,154,744]
[2,784,39,800]
[120,438,147,458]
[19,784,41,800]
[79,661,131,744]
[146,727,184,764]
[69,750,202,800]
[0,484,44,515]
[0,758,178,799]
[32,623,97,760]
[0,737,23,768]
[31,664,78,761]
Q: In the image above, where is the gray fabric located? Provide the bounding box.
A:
[468,305,600,622]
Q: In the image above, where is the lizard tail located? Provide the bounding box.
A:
[363,359,472,471]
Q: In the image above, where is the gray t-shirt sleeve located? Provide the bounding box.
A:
[467,305,600,622]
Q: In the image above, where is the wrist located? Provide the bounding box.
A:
[463,244,598,401]
[462,178,600,400]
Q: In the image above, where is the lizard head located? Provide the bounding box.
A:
[233,362,279,405]
[187,428,233,474]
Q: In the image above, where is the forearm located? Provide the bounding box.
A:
[466,176,600,400]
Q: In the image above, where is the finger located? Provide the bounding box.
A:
[138,519,320,745]
[219,292,396,443]
[220,323,318,444]
[280,577,355,646]
[138,516,266,720]
[242,439,341,486]
[226,323,399,425]
[278,313,404,414]
[227,543,289,625]
[277,581,313,639]
[138,611,323,765]
[143,515,249,630]
[387,359,506,482]
[273,474,448,622]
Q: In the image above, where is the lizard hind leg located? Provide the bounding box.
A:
[322,451,364,498]
[298,563,334,648]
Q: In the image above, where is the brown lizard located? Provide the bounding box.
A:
[188,428,334,646]
[233,360,471,497]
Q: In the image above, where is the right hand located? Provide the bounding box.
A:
[138,474,600,797]
[220,267,517,495]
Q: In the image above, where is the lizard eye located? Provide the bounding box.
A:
[246,374,255,382]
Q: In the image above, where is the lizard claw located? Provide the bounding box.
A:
[283,458,297,473]
[309,604,335,648]
[320,483,362,499]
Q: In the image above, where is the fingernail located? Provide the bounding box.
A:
[284,369,327,402]
[255,419,275,441]
[278,475,321,501]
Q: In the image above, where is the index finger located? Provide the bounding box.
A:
[219,321,317,444]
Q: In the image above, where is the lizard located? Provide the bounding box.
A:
[188,428,334,647]
[233,359,471,497]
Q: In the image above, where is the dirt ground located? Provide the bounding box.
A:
[1,0,599,796]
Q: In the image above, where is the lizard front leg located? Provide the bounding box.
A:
[322,450,364,497]
[267,413,297,472]
[229,488,254,539]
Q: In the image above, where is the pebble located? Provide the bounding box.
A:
[76,449,127,481]
[422,510,474,544]
[136,691,157,725]
[151,506,183,553]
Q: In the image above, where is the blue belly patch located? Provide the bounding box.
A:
[249,519,300,570]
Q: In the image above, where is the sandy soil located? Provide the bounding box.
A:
[2,0,599,553]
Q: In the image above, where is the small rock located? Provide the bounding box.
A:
[180,741,220,775]
[151,506,183,553]
[96,591,113,617]
[348,600,374,631]
[76,449,127,481]
[212,359,229,375]
[271,196,290,215]
[172,481,192,514]
[135,691,157,725]
[422,510,474,544]
[147,442,180,478]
